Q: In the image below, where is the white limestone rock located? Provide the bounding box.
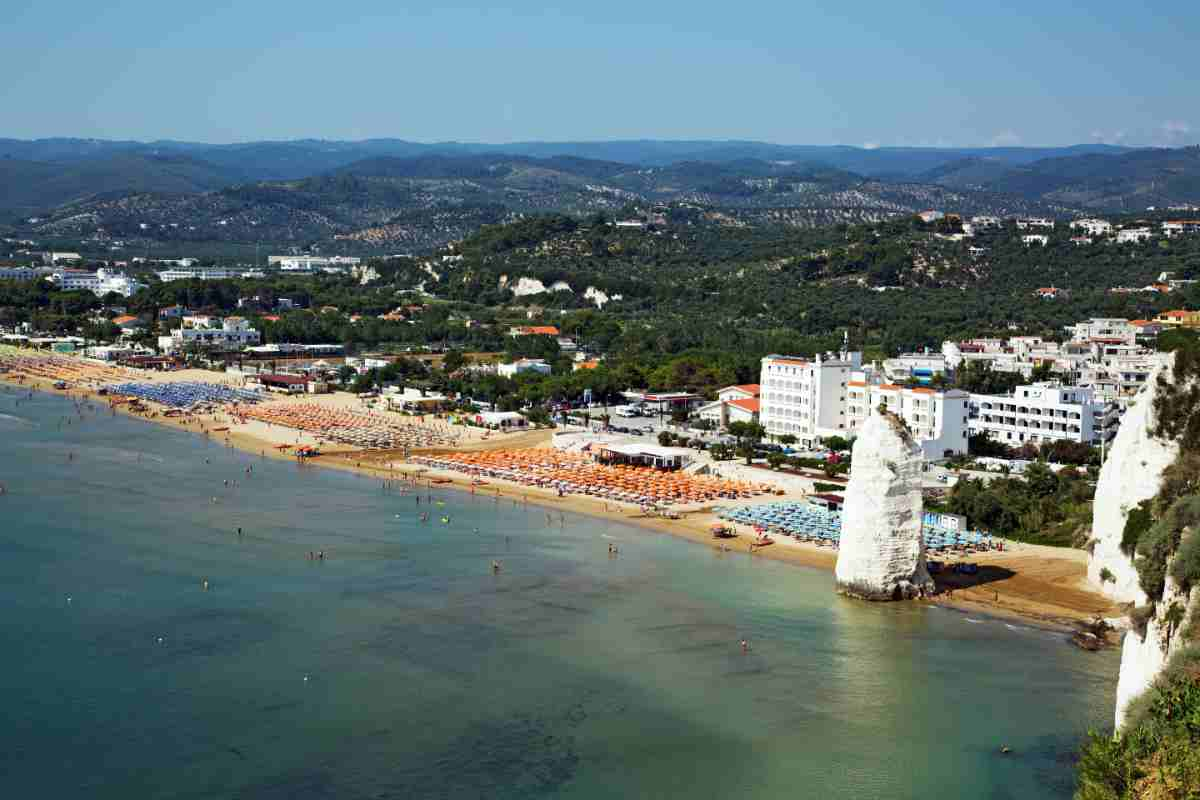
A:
[1087,355,1177,605]
[835,412,934,601]
[1115,575,1196,729]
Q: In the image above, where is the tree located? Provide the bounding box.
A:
[821,435,854,452]
[779,434,797,447]
[441,349,466,374]
[728,421,765,446]
[657,431,674,447]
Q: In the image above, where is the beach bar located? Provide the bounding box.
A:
[596,443,694,471]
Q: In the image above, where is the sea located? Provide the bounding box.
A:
[0,388,1119,799]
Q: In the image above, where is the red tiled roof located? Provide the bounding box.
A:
[909,387,937,394]
[878,384,902,391]
[112,315,139,325]
[728,398,760,413]
[732,383,760,395]
[846,380,868,387]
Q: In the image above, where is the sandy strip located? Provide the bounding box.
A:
[1,369,1119,632]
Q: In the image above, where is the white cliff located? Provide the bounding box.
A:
[835,412,934,600]
[1087,355,1176,605]
[1115,575,1196,729]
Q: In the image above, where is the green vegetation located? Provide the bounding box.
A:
[945,463,1094,546]
[1075,645,1200,800]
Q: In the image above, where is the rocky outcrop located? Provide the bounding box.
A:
[835,412,934,601]
[1115,573,1197,729]
[1087,355,1177,605]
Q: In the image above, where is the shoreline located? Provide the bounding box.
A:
[1,370,1118,634]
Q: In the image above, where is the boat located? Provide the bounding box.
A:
[710,524,736,539]
[430,478,453,485]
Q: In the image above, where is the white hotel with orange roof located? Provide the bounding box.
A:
[759,347,969,459]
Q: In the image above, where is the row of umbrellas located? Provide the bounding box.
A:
[716,501,997,551]
[105,381,265,409]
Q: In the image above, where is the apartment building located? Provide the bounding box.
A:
[51,268,146,298]
[1016,218,1055,230]
[1116,227,1153,244]
[968,382,1117,445]
[1067,318,1137,346]
[157,316,261,353]
[1070,218,1113,236]
[758,352,861,448]
[845,382,969,458]
[271,255,361,273]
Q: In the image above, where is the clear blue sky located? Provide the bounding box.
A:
[3,0,1196,147]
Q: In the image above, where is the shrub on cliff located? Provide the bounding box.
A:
[1075,645,1200,799]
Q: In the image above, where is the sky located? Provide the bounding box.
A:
[3,0,1197,148]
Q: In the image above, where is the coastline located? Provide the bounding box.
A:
[2,370,1118,633]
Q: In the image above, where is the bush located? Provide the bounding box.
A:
[1129,604,1157,638]
[1135,496,1200,600]
[1099,567,1115,584]
[1170,528,1200,593]
[813,482,844,493]
[1121,501,1154,556]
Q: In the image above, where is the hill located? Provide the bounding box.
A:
[0,153,249,218]
[927,146,1200,210]
[11,152,1072,251]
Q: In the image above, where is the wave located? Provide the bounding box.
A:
[964,618,984,624]
[0,412,34,426]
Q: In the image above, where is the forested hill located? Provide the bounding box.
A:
[925,146,1200,210]
[367,211,1200,351]
[10,152,1066,251]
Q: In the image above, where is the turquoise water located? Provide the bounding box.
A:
[0,388,1118,799]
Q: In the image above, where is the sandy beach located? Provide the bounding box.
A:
[0,356,1119,632]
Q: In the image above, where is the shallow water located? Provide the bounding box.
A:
[0,388,1118,798]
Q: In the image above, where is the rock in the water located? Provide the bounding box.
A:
[1087,355,1177,605]
[835,412,934,601]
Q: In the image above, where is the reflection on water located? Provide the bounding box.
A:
[0,387,1117,799]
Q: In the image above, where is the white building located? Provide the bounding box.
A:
[1022,234,1049,247]
[157,267,237,282]
[1162,220,1200,237]
[52,268,146,297]
[497,358,552,378]
[759,352,861,447]
[845,382,970,459]
[42,251,82,264]
[1116,227,1153,244]
[1067,318,1137,346]
[968,382,1117,446]
[272,255,361,273]
[696,384,761,430]
[1070,218,1113,236]
[970,216,1002,229]
[1016,218,1055,230]
[158,316,260,353]
[0,266,45,281]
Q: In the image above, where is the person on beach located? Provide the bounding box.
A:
[741,639,750,653]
